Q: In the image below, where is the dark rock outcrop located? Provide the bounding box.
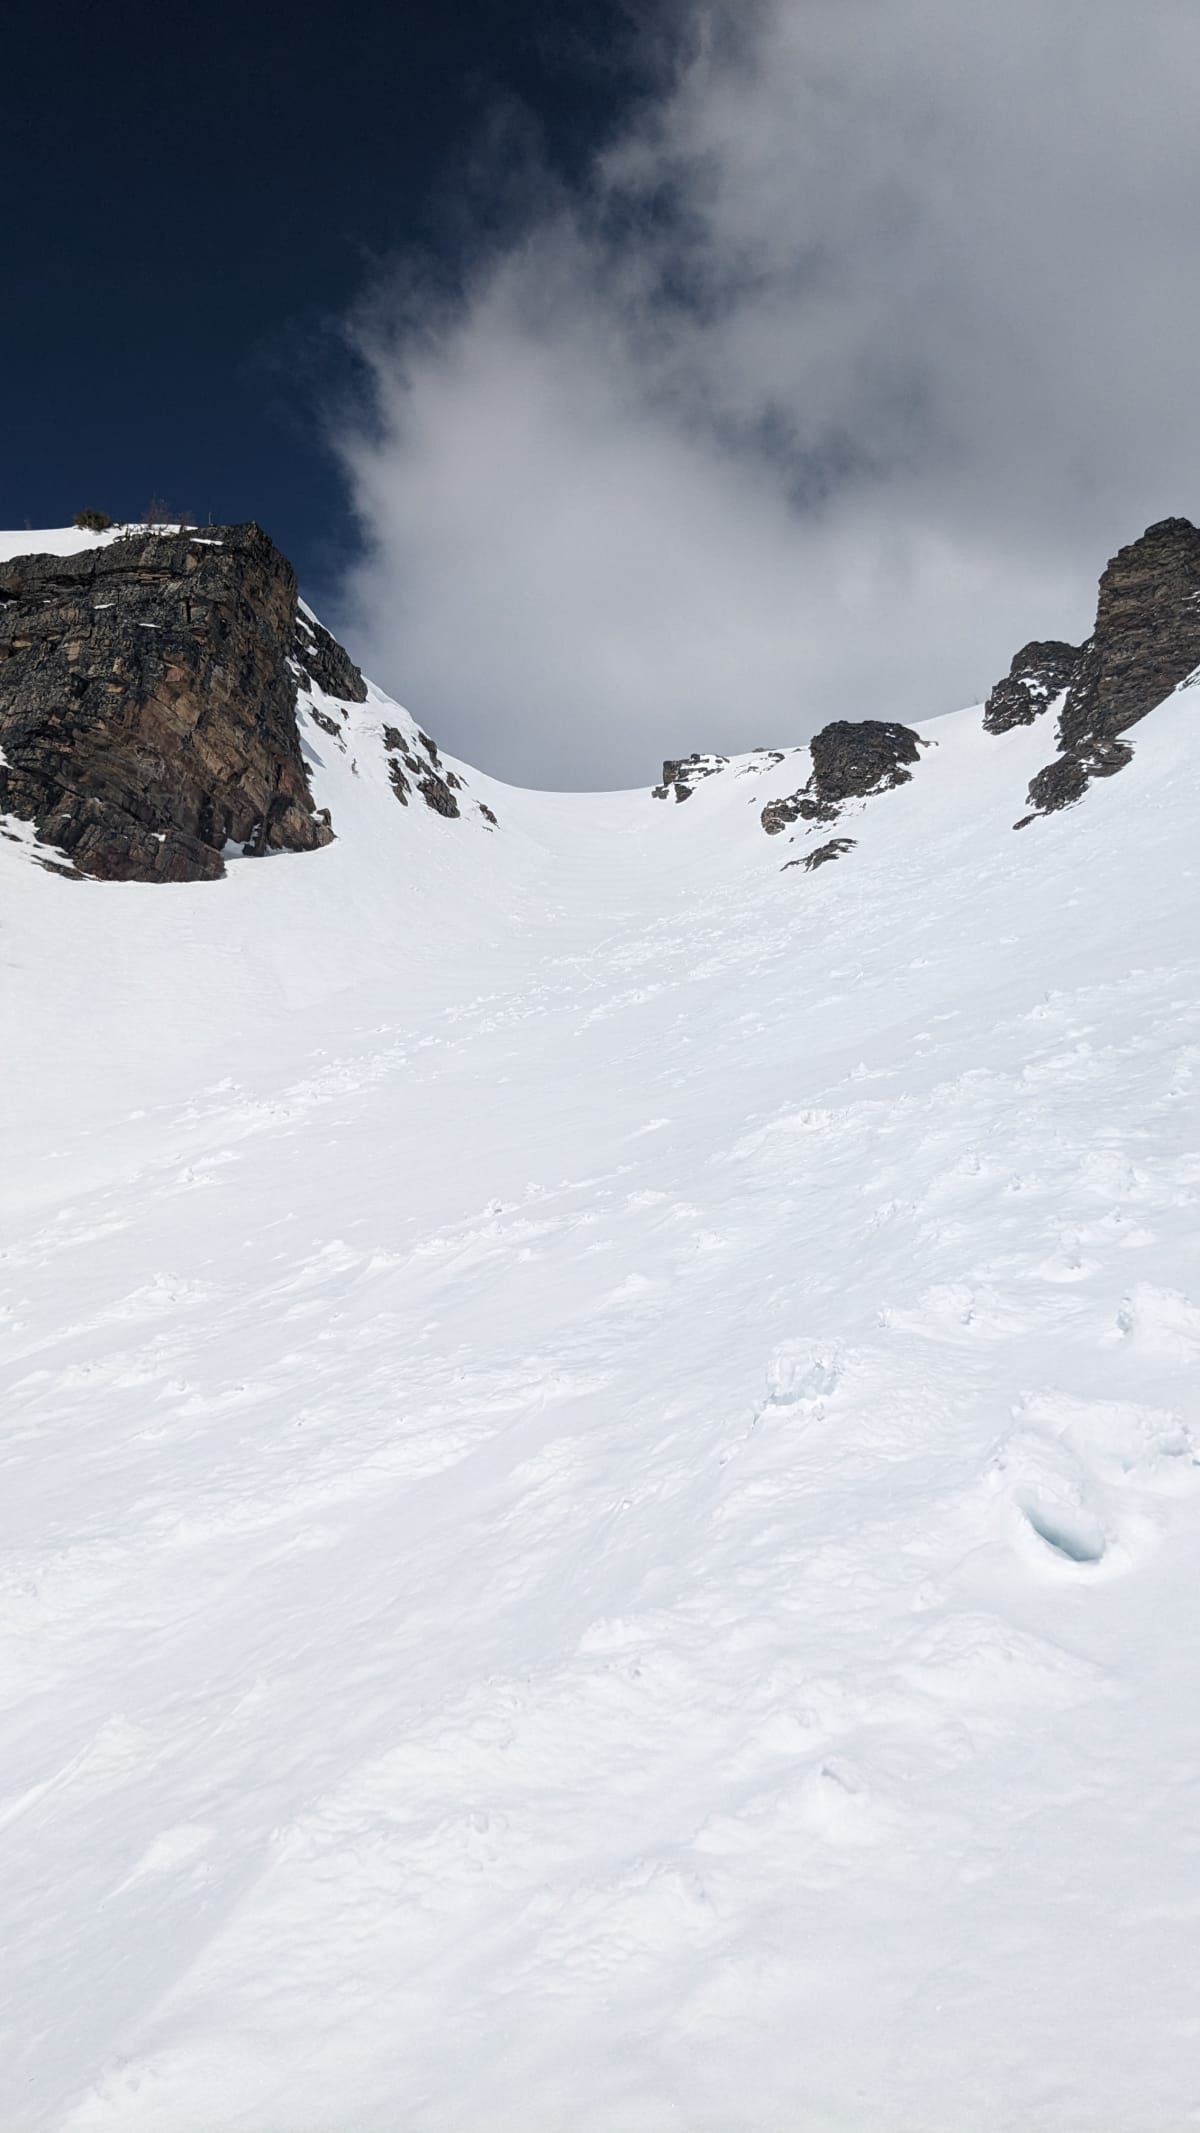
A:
[807,720,922,808]
[381,723,461,819]
[294,608,367,704]
[762,719,922,835]
[653,753,730,802]
[1007,518,1200,818]
[0,525,339,881]
[801,836,857,870]
[653,748,788,802]
[760,790,808,836]
[983,640,1083,734]
[781,836,859,872]
[417,769,461,818]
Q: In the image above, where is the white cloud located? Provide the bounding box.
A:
[333,0,1200,788]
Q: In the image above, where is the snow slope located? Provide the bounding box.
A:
[3,549,1200,2131]
[0,524,160,565]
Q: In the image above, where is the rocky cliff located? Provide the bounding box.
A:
[0,525,350,882]
[984,517,1200,818]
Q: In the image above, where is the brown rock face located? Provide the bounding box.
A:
[1009,518,1200,817]
[0,524,337,880]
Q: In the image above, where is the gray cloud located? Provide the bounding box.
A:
[332,0,1200,788]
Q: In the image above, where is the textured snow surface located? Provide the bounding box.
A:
[3,598,1200,2130]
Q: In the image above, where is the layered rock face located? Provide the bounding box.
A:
[1063,517,1200,744]
[988,517,1200,817]
[762,719,922,835]
[0,525,339,881]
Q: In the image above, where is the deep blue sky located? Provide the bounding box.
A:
[2,0,671,603]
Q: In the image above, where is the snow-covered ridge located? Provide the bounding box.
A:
[0,522,189,563]
[5,514,1198,889]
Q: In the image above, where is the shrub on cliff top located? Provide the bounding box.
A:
[73,509,114,533]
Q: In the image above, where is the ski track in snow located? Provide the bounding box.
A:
[2,620,1200,2128]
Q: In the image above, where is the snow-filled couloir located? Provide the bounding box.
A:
[2,522,1200,2132]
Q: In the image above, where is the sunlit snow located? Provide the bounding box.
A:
[3,540,1199,2130]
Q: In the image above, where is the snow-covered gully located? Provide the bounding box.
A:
[2,535,1199,2129]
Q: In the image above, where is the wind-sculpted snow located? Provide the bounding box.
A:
[1,589,1200,2130]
